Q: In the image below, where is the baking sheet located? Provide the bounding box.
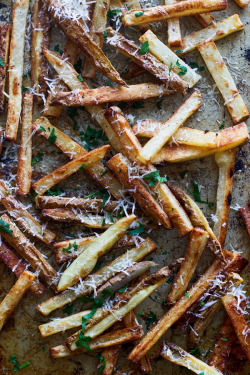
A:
[0,0,249,374]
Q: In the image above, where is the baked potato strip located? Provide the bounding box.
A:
[197,40,249,124]
[0,180,55,244]
[0,241,45,297]
[239,203,250,236]
[233,0,250,7]
[0,24,10,113]
[32,145,111,195]
[57,214,136,291]
[167,228,208,305]
[0,214,58,289]
[137,90,202,164]
[194,12,214,27]
[99,345,121,375]
[122,0,227,26]
[0,271,36,332]
[213,149,236,247]
[16,94,33,196]
[165,0,181,47]
[37,238,156,315]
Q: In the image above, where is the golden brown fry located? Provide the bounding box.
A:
[32,145,111,195]
[123,0,150,33]
[0,180,55,244]
[120,61,145,80]
[122,0,227,26]
[233,0,250,7]
[0,214,58,289]
[239,203,250,236]
[0,271,36,332]
[6,0,30,141]
[165,0,181,47]
[100,345,121,375]
[194,12,214,27]
[16,94,33,196]
[0,24,10,113]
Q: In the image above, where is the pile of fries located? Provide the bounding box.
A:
[0,0,249,373]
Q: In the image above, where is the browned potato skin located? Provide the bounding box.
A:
[0,24,10,113]
[239,203,250,236]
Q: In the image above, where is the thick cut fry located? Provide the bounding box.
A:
[57,214,136,291]
[195,12,214,27]
[239,203,250,236]
[0,180,55,244]
[104,106,193,237]
[198,41,249,124]
[102,27,187,94]
[32,145,111,195]
[6,0,30,141]
[0,271,35,332]
[44,0,125,85]
[37,238,156,315]
[161,342,223,375]
[213,149,236,247]
[222,293,250,361]
[0,214,58,289]
[100,345,121,375]
[50,83,175,107]
[0,24,10,113]
[123,0,150,33]
[16,94,33,196]
[165,0,181,47]
[82,0,110,78]
[139,30,201,88]
[122,0,227,26]
[175,14,244,55]
[107,154,172,229]
[0,241,45,297]
[233,0,250,7]
[167,228,208,305]
[137,90,202,164]
[31,0,50,102]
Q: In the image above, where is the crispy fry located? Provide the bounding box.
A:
[31,0,50,102]
[122,0,227,26]
[16,94,33,196]
[0,180,55,244]
[213,149,236,247]
[32,145,111,195]
[167,228,208,305]
[139,30,201,88]
[0,241,45,297]
[123,0,150,33]
[37,238,156,315]
[239,202,250,236]
[0,214,58,289]
[233,0,250,7]
[44,0,125,85]
[102,27,187,94]
[137,90,202,164]
[231,342,247,360]
[0,24,10,113]
[198,40,249,124]
[194,12,214,27]
[100,345,121,375]
[174,14,244,55]
[107,154,172,229]
[161,342,223,375]
[57,214,136,291]
[6,0,30,141]
[165,0,181,47]
[0,271,36,332]
[120,61,145,80]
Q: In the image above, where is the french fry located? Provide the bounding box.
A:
[167,228,208,305]
[194,12,215,27]
[50,83,175,107]
[0,24,10,113]
[44,0,126,86]
[82,0,110,78]
[137,90,202,164]
[0,214,58,289]
[0,128,4,156]
[174,14,244,55]
[123,0,150,34]
[107,154,172,229]
[165,0,182,47]
[102,27,187,94]
[30,0,50,102]
[213,149,236,247]
[57,214,136,291]
[231,342,247,361]
[16,94,33,196]
[122,0,227,26]
[239,203,250,236]
[0,180,55,244]
[110,0,125,10]
[139,30,201,88]
[233,0,250,7]
[37,238,156,315]
[0,271,36,332]
[222,293,250,361]
[6,0,30,141]
[100,345,121,375]
[32,117,123,199]
[104,106,193,237]
[120,61,145,80]
[161,342,223,375]
[198,41,249,124]
[32,145,111,195]
[152,122,249,163]
[0,241,45,297]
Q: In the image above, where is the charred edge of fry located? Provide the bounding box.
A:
[0,24,10,113]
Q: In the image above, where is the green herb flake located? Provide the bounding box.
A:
[107,8,121,18]
[128,223,145,236]
[200,301,206,306]
[42,347,46,352]
[118,283,128,293]
[219,123,224,130]
[0,219,13,236]
[102,289,114,296]
[63,303,74,315]
[0,57,5,67]
[139,312,144,316]
[189,347,202,356]
[135,11,144,17]
[181,170,188,179]
[31,151,44,164]
[189,61,205,71]
[77,74,84,82]
[102,218,106,227]
[82,125,107,150]
[108,212,114,223]
[185,292,189,298]
[139,41,149,55]
[98,355,106,374]
[145,311,156,330]
[176,60,187,76]
[103,29,107,40]
[198,373,204,375]
[107,81,114,87]
[48,128,57,144]
[62,240,78,253]
[175,49,182,54]
[19,362,30,370]
[188,180,214,208]
[162,251,168,255]
[9,355,19,372]
[22,85,28,92]
[144,170,168,186]
[168,62,173,76]
[39,126,46,132]
[120,66,129,75]
[167,275,174,284]
[101,169,108,177]
[221,337,228,341]
[45,186,62,196]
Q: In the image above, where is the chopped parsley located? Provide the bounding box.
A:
[62,241,78,253]
[185,292,189,298]
[54,44,63,55]
[188,180,214,208]
[107,8,121,18]
[97,355,106,374]
[167,275,174,284]
[48,128,57,144]
[67,107,79,130]
[101,169,108,177]
[120,66,129,75]
[22,85,28,92]
[39,126,46,132]
[176,60,187,76]
[198,373,204,375]
[63,303,74,315]
[189,347,202,356]
[77,74,84,82]
[102,218,106,227]
[139,41,149,55]
[200,301,206,306]
[135,11,144,17]
[219,123,224,130]
[0,57,5,67]
[175,49,182,54]
[145,311,156,330]
[128,223,144,235]
[31,151,44,164]
[118,283,128,293]
[81,125,107,150]
[45,186,62,196]
[221,337,228,341]
[181,170,188,179]
[74,58,82,73]
[0,219,13,236]
[144,170,168,186]
[9,355,30,372]
[168,62,173,76]
[162,251,168,255]
[188,61,205,71]
[108,213,114,222]
[103,29,107,40]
